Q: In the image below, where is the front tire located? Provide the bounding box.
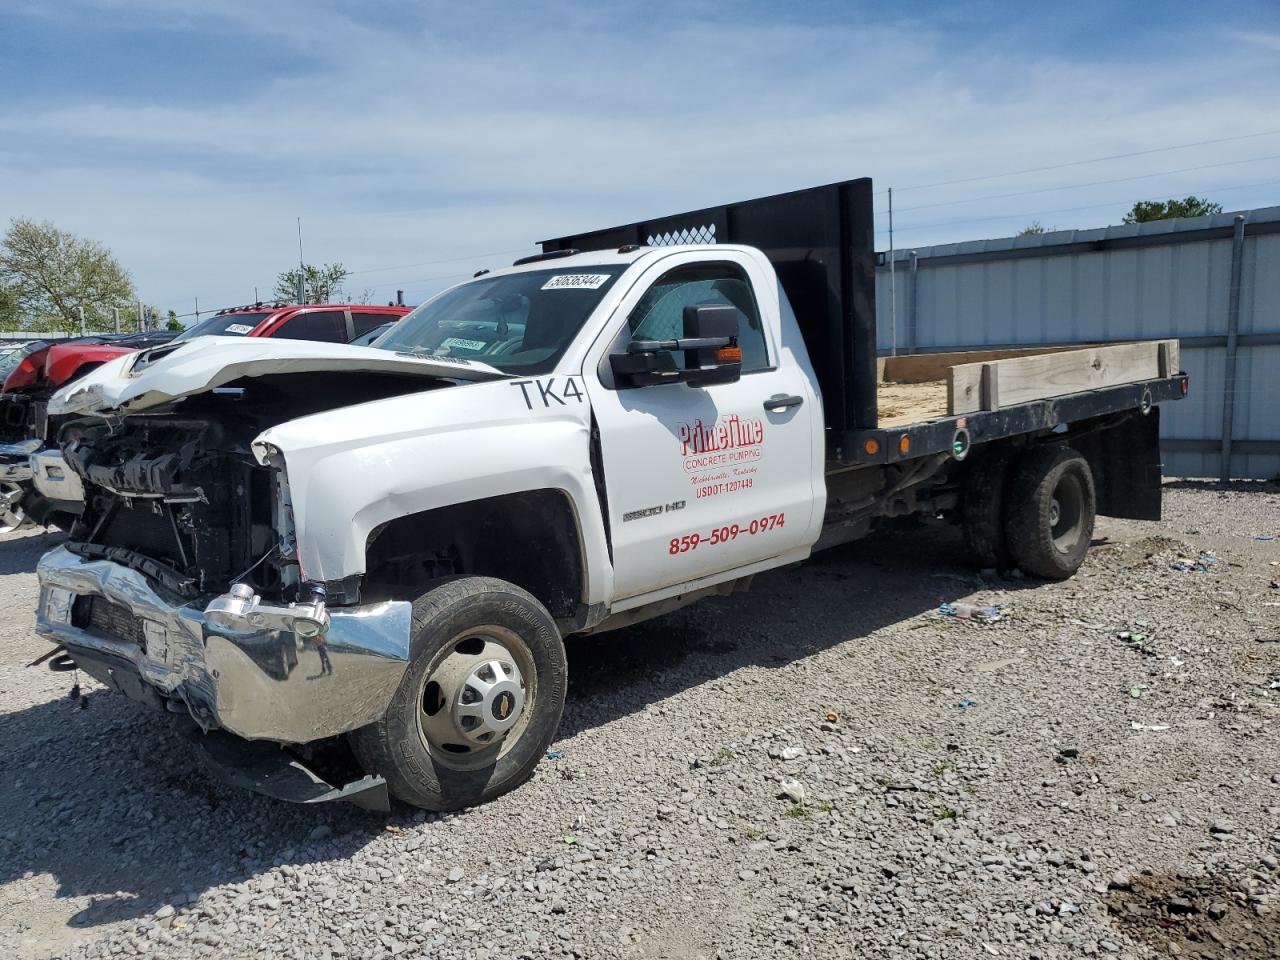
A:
[351,576,567,811]
[1003,445,1096,580]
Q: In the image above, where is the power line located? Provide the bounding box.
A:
[873,176,1280,237]
[877,127,1280,196]
[875,153,1280,217]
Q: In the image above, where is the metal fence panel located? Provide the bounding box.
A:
[876,205,1280,479]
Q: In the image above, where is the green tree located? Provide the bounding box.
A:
[0,285,19,329]
[275,262,350,304]
[166,309,183,331]
[1018,221,1052,236]
[1122,196,1223,224]
[0,218,136,327]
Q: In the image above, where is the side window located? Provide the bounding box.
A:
[626,262,769,372]
[272,310,347,343]
[352,312,392,337]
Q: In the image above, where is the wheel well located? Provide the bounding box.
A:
[363,489,586,622]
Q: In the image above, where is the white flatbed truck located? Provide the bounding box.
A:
[35,179,1187,810]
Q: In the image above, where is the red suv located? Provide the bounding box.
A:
[176,302,410,344]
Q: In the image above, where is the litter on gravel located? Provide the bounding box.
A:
[939,602,1005,623]
[1171,551,1217,572]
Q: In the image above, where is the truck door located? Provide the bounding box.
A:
[585,252,820,600]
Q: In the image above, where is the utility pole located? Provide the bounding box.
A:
[112,307,121,333]
[296,217,306,304]
[396,289,404,306]
[77,305,86,335]
[194,296,200,323]
[136,299,145,332]
[888,186,897,358]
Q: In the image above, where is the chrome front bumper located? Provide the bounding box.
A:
[36,546,412,744]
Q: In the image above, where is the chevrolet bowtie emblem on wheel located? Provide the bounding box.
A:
[494,691,514,721]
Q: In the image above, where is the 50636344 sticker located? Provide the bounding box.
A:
[541,274,611,291]
[668,513,785,555]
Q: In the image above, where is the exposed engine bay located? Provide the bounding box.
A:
[60,370,454,604]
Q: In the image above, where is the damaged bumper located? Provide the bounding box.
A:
[185,726,391,812]
[35,545,412,744]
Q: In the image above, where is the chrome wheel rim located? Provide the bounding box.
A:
[0,481,29,534]
[416,625,536,771]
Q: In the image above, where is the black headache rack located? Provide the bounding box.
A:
[542,179,879,451]
[542,179,1188,465]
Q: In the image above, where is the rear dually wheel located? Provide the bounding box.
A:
[1003,444,1096,580]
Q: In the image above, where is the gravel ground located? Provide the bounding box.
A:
[1,480,1278,960]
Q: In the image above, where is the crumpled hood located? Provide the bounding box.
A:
[49,336,508,415]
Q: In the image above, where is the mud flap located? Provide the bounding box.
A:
[184,727,391,812]
[1071,407,1163,521]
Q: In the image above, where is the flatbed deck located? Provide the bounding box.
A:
[877,379,947,428]
[874,339,1179,429]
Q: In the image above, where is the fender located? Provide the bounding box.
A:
[253,374,613,606]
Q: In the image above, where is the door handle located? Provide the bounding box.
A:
[764,393,804,412]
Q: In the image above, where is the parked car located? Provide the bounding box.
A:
[3,304,410,530]
[32,180,1187,812]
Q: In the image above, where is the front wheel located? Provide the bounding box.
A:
[0,481,30,534]
[351,576,567,811]
[1003,445,1096,580]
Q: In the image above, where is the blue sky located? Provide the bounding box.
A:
[2,0,1278,316]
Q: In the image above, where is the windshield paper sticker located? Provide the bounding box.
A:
[541,274,610,291]
[440,337,486,351]
[225,324,255,334]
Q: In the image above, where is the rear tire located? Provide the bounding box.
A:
[1003,445,1096,580]
[962,446,1013,569]
[351,576,566,811]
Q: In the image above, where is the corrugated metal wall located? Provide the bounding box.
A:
[876,206,1280,479]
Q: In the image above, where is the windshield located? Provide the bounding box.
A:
[0,347,31,379]
[374,265,628,374]
[173,312,272,342]
[0,341,44,379]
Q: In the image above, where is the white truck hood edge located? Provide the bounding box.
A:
[49,336,508,415]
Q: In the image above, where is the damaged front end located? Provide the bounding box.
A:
[33,378,440,807]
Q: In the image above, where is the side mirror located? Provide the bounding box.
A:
[609,303,743,388]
